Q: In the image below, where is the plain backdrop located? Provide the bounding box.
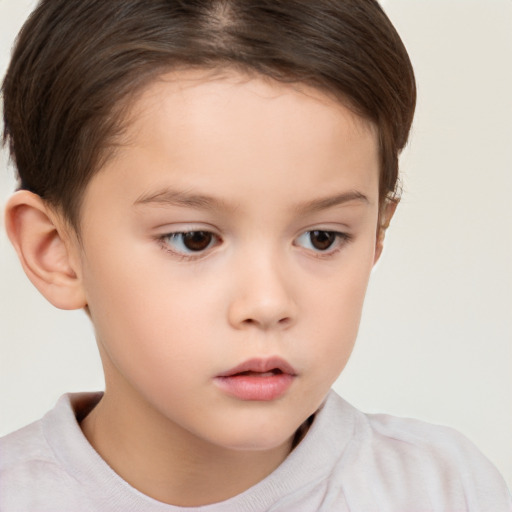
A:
[1,0,511,489]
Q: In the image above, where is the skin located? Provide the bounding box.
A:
[7,70,391,506]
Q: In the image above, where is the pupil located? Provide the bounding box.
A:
[183,231,212,251]
[311,231,335,250]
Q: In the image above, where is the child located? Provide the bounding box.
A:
[1,0,510,510]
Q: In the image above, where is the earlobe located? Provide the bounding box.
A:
[5,190,87,310]
[374,199,398,264]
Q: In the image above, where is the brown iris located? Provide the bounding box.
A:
[309,231,336,251]
[182,231,213,251]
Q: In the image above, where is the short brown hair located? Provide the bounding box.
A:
[2,0,416,230]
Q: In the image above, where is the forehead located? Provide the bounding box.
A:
[84,69,379,220]
[127,68,376,147]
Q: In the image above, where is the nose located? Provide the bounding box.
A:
[227,251,298,331]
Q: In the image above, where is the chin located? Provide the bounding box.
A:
[212,419,299,453]
[223,437,293,453]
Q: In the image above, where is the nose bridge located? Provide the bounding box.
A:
[227,240,297,330]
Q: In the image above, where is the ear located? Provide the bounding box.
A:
[374,198,398,264]
[5,190,87,310]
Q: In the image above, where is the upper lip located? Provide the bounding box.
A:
[217,357,297,377]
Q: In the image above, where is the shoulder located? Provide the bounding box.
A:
[0,416,62,478]
[0,420,81,511]
[0,394,99,512]
[364,410,502,478]
[324,392,512,510]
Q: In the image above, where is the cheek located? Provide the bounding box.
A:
[304,250,374,370]
[81,244,218,383]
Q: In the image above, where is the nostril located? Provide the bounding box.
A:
[240,316,291,328]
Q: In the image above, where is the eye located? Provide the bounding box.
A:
[295,230,348,252]
[162,231,218,255]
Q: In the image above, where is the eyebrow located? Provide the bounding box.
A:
[134,187,369,213]
[294,190,370,214]
[134,188,236,212]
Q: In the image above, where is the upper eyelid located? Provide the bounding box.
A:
[162,230,221,242]
[158,231,221,259]
[158,228,351,250]
[158,227,350,240]
[294,230,350,246]
[159,227,348,237]
[155,221,219,233]
[153,216,352,232]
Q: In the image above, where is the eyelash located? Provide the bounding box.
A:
[158,231,221,261]
[294,230,352,259]
[158,230,352,261]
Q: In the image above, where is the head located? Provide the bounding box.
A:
[3,0,415,454]
[2,0,415,231]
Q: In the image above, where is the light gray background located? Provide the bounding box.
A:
[1,0,511,488]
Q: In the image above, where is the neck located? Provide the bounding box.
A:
[80,387,296,507]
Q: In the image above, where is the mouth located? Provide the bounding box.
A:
[216,357,297,378]
[235,369,284,377]
[214,357,297,401]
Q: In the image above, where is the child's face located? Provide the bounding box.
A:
[74,70,380,452]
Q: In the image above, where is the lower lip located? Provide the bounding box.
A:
[214,373,295,401]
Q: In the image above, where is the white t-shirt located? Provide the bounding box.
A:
[1,390,510,511]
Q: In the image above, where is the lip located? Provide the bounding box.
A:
[216,357,297,378]
[214,357,297,401]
